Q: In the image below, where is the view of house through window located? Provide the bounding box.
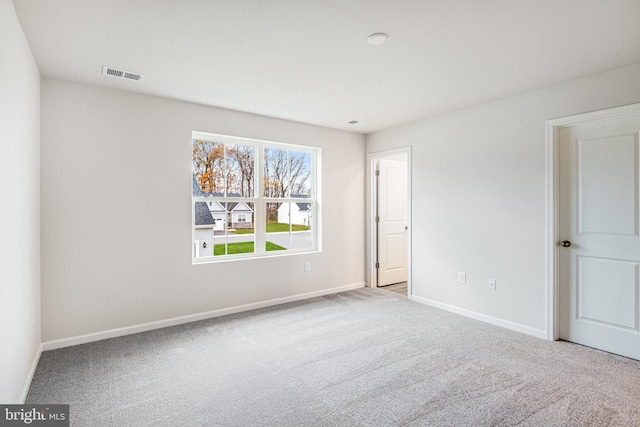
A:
[192,132,318,261]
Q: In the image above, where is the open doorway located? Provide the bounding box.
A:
[368,148,411,296]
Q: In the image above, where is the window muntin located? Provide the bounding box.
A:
[192,132,318,262]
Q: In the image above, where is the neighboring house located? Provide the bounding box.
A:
[210,192,253,230]
[277,195,311,227]
[193,202,215,257]
[208,192,254,230]
[228,201,254,229]
[193,176,253,230]
[205,200,226,231]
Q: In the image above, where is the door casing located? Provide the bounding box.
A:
[367,147,412,294]
[546,102,640,341]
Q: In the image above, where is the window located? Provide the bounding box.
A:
[192,132,319,262]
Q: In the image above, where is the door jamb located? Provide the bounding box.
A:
[367,147,412,296]
[545,102,640,342]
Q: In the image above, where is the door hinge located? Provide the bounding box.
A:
[375,170,380,176]
[375,262,380,269]
[375,216,380,223]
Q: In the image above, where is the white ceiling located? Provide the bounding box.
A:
[13,0,640,134]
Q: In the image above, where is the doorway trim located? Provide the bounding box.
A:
[367,147,412,295]
[545,102,640,342]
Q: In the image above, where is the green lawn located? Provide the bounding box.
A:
[268,222,310,232]
[214,241,286,255]
[231,228,254,235]
[233,222,310,234]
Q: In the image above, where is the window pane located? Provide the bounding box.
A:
[264,148,288,197]
[266,202,288,251]
[213,202,228,256]
[290,151,312,198]
[225,144,254,197]
[194,201,216,258]
[290,201,313,250]
[264,202,313,251]
[216,201,254,256]
[192,139,224,195]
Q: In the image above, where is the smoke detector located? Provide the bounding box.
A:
[367,33,388,45]
[102,65,144,82]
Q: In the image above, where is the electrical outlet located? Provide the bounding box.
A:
[304,261,311,272]
[488,279,496,290]
[458,272,466,284]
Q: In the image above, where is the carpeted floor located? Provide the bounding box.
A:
[27,288,640,426]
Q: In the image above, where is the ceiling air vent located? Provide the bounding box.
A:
[102,66,144,82]
[347,120,369,126]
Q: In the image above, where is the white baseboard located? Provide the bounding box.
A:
[43,282,365,351]
[410,295,547,340]
[21,343,42,403]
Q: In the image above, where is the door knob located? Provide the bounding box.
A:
[561,240,571,247]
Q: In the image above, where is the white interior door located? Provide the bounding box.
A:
[378,157,408,286]
[559,115,640,360]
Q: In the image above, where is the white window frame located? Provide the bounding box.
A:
[192,131,320,263]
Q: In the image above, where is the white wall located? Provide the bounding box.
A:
[41,79,365,343]
[0,0,41,403]
[366,63,640,336]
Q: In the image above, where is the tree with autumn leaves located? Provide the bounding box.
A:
[192,140,310,198]
[263,147,310,198]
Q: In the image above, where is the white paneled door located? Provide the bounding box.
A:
[378,157,408,287]
[559,115,640,360]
